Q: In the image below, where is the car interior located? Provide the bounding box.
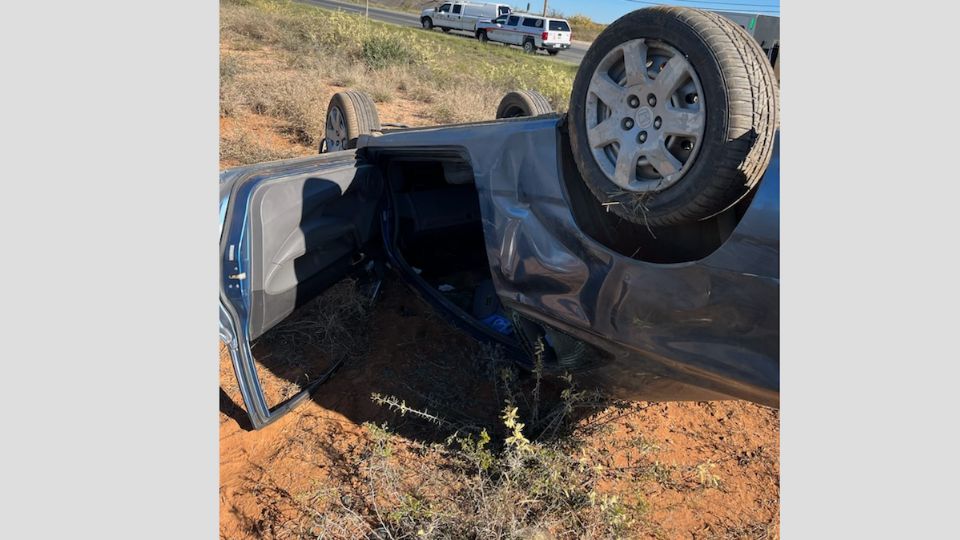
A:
[370,150,624,370]
[383,157,515,342]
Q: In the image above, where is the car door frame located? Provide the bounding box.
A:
[219,151,378,429]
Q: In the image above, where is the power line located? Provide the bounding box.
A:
[624,0,780,13]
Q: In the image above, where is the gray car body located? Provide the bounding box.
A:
[219,115,779,428]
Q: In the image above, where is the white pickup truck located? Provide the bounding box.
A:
[420,2,511,34]
[476,12,572,55]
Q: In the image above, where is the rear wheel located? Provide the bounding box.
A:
[442,27,451,33]
[322,90,381,153]
[522,39,536,54]
[496,90,554,119]
[547,49,559,56]
[567,7,779,226]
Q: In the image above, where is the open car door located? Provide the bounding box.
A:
[219,152,381,429]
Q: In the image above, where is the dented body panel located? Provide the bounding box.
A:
[361,115,779,407]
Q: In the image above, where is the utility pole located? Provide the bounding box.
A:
[365,0,369,18]
[542,0,548,16]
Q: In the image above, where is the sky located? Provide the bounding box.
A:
[523,0,780,24]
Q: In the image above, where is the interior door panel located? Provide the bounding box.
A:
[246,163,380,339]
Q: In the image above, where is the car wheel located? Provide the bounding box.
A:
[522,39,536,54]
[421,17,433,30]
[567,7,779,226]
[547,49,559,56]
[442,27,451,33]
[322,90,381,153]
[495,90,554,119]
[478,30,489,43]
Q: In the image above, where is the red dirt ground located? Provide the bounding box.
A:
[220,281,779,539]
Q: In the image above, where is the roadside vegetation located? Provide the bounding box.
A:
[321,344,655,538]
[220,0,577,167]
[221,279,780,539]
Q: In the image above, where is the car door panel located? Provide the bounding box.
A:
[488,18,506,41]
[451,4,464,30]
[219,154,380,428]
[246,166,378,338]
[436,3,452,27]
[505,17,520,45]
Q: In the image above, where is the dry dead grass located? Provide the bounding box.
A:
[219,0,577,167]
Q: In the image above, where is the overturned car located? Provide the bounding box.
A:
[220,7,780,429]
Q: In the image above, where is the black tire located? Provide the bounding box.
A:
[495,90,554,119]
[522,39,536,54]
[477,30,489,43]
[421,17,433,30]
[568,7,779,226]
[322,90,381,153]
[546,49,559,56]
[441,27,451,33]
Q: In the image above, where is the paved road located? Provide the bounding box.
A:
[297,0,589,65]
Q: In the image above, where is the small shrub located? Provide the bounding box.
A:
[361,34,417,69]
[407,83,436,104]
[350,363,648,538]
[360,76,397,103]
[695,461,722,489]
[222,9,280,43]
[219,53,244,81]
[328,62,366,88]
[225,69,330,145]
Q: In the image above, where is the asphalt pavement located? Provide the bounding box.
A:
[296,0,589,65]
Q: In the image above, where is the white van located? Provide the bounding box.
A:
[476,13,572,55]
[421,2,511,34]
